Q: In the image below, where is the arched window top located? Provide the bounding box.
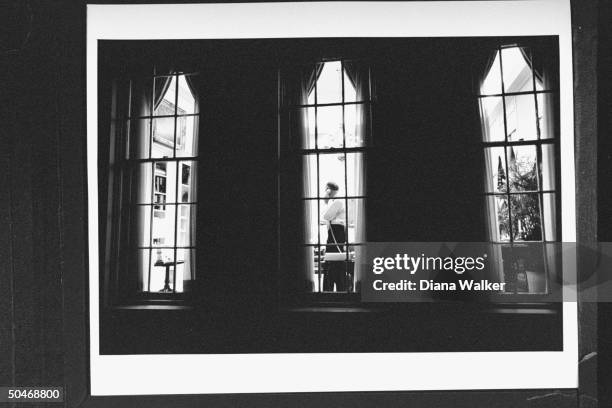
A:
[108,69,201,296]
[286,58,371,293]
[477,45,557,245]
[481,46,544,96]
[152,72,198,158]
[155,74,197,115]
[307,60,356,105]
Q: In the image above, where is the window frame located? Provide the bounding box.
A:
[282,58,373,295]
[478,44,561,297]
[111,68,200,301]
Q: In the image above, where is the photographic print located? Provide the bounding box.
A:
[87,1,578,395]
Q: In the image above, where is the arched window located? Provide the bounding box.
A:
[106,69,199,299]
[282,60,371,294]
[478,45,558,294]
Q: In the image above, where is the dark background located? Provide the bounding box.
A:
[0,0,606,407]
[97,37,563,355]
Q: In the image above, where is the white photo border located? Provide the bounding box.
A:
[87,1,578,395]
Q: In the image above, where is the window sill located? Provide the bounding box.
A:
[107,296,192,311]
[285,293,560,315]
[284,305,381,313]
[110,304,192,311]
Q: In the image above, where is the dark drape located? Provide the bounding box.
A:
[308,63,324,97]
[153,65,174,110]
[342,60,369,290]
[184,73,200,283]
[519,42,559,91]
[284,64,319,291]
[473,49,499,95]
[474,49,502,244]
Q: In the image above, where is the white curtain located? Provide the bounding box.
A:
[130,74,154,291]
[184,75,200,287]
[344,62,368,292]
[287,65,319,291]
[521,46,558,289]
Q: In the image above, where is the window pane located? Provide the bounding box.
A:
[153,75,176,116]
[137,249,151,292]
[347,198,365,243]
[505,94,538,141]
[177,74,197,114]
[541,144,555,191]
[316,106,343,149]
[152,116,176,157]
[176,248,196,292]
[302,154,318,198]
[510,193,542,241]
[176,115,197,157]
[343,64,357,103]
[507,145,538,192]
[177,204,195,246]
[133,162,153,204]
[484,147,507,193]
[307,107,317,149]
[346,153,365,196]
[542,193,557,241]
[500,245,547,294]
[149,248,176,292]
[488,195,510,242]
[128,119,151,159]
[479,97,505,142]
[303,199,321,245]
[344,104,365,147]
[321,244,352,293]
[501,46,534,93]
[151,202,176,247]
[152,161,177,204]
[132,205,152,247]
[179,161,197,202]
[308,245,324,292]
[316,61,342,104]
[480,51,502,95]
[318,153,346,197]
[320,198,347,242]
[537,92,554,139]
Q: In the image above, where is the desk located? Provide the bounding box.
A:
[154,260,184,293]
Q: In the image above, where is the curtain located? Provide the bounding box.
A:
[520,45,558,287]
[291,65,319,290]
[344,61,368,292]
[129,71,154,291]
[154,76,172,111]
[477,49,509,283]
[519,45,557,241]
[184,74,200,285]
[130,67,175,291]
[474,51,499,94]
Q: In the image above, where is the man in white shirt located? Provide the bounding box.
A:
[321,182,347,291]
